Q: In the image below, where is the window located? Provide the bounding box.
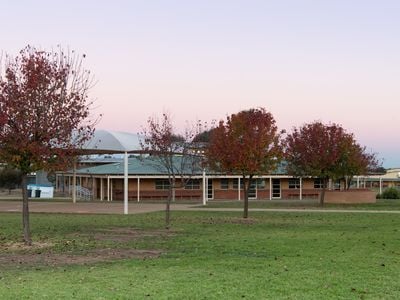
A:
[256,179,265,189]
[289,178,300,189]
[232,178,243,190]
[220,179,229,189]
[185,179,200,190]
[314,179,324,189]
[155,179,170,190]
[334,180,341,190]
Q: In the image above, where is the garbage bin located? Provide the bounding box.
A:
[27,189,32,198]
[35,189,41,198]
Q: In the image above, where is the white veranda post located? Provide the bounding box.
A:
[124,151,128,214]
[202,169,206,205]
[299,177,303,200]
[72,159,77,204]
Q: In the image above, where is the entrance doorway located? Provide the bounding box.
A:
[272,179,281,199]
[207,179,213,200]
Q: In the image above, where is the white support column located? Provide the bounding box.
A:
[137,177,140,202]
[269,177,272,200]
[379,177,383,195]
[124,151,129,215]
[356,176,360,189]
[110,179,113,201]
[205,177,208,201]
[238,177,241,201]
[202,170,206,205]
[107,176,110,202]
[100,178,104,201]
[299,177,303,200]
[92,177,96,200]
[72,160,77,203]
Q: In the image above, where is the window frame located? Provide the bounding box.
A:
[314,179,324,189]
[288,178,301,189]
[155,179,170,190]
[220,178,229,190]
[185,179,201,190]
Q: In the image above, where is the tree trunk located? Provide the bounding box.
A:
[166,186,172,230]
[21,174,32,245]
[243,176,252,219]
[319,178,328,206]
[166,177,176,230]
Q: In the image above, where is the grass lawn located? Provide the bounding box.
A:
[200,199,400,211]
[0,210,399,299]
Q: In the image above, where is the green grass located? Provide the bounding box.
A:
[200,199,400,210]
[0,210,400,299]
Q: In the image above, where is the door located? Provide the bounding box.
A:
[272,179,281,199]
[248,180,257,199]
[207,179,213,200]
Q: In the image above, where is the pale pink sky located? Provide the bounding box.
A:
[1,1,399,166]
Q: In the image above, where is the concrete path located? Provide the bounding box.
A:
[185,207,400,214]
[0,200,192,215]
[0,200,400,214]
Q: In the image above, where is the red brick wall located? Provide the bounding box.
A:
[324,189,376,203]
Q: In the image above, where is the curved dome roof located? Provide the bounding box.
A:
[83,130,143,153]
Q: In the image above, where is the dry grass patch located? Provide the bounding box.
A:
[0,227,171,268]
[201,217,258,225]
[92,227,175,242]
[0,248,161,267]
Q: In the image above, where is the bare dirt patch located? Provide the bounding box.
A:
[92,227,175,242]
[0,248,161,267]
[1,241,54,251]
[0,227,170,268]
[201,217,258,225]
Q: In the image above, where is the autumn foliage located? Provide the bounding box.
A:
[207,108,283,218]
[284,121,378,205]
[0,46,96,244]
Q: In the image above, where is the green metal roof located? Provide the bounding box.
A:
[73,155,290,177]
[75,155,204,176]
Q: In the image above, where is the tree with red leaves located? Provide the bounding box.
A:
[206,108,283,218]
[284,121,378,205]
[0,46,96,245]
[140,113,200,229]
[334,132,379,190]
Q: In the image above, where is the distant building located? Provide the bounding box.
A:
[355,168,400,190]
[56,155,357,202]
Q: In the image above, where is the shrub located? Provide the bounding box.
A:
[379,187,400,199]
[0,167,22,193]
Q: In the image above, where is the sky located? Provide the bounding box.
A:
[1,0,399,167]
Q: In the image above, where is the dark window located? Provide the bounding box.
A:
[220,179,229,189]
[232,178,243,189]
[155,179,170,190]
[289,178,300,189]
[185,179,200,190]
[314,179,324,189]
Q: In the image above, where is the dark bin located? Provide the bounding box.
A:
[35,189,41,198]
[27,189,32,198]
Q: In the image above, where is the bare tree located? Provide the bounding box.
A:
[140,113,201,229]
